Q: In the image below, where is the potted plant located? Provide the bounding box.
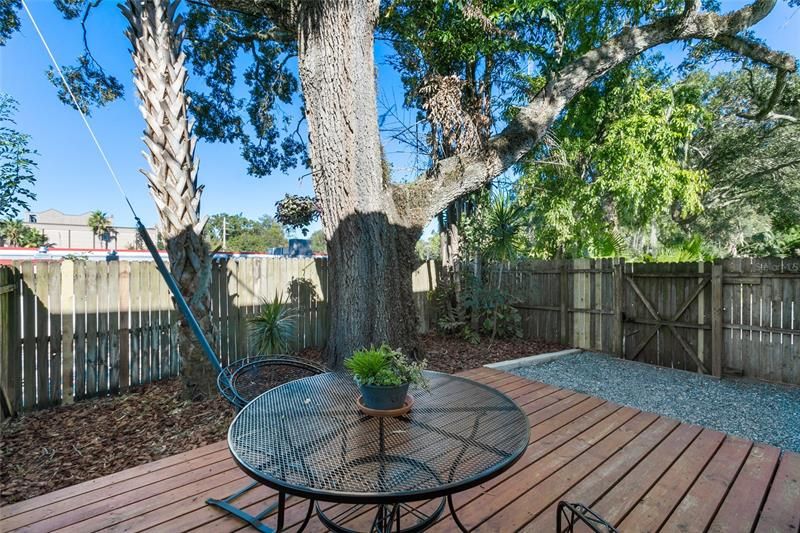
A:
[344,344,428,410]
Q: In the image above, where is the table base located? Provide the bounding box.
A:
[315,498,449,533]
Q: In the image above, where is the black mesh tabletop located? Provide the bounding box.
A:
[228,371,530,504]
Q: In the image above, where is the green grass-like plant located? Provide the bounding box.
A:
[344,344,428,388]
[248,294,296,355]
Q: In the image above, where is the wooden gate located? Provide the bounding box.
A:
[622,262,715,374]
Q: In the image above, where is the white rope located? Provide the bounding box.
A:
[20,0,137,215]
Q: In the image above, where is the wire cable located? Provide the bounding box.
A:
[20,0,138,218]
[20,0,224,373]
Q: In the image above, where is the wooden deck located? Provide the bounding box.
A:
[1,367,798,532]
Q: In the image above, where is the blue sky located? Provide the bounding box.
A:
[1,1,798,233]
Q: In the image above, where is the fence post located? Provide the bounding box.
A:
[613,259,625,357]
[559,261,568,345]
[711,263,723,378]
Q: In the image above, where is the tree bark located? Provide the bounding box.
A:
[123,0,216,399]
[296,0,423,366]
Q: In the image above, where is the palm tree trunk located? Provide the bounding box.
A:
[122,0,216,400]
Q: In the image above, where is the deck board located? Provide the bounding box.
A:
[1,367,798,532]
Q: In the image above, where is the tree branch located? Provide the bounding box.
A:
[737,68,789,120]
[206,0,296,29]
[763,112,798,123]
[712,34,795,72]
[397,0,798,225]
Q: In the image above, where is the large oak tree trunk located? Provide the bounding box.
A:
[297,0,422,367]
[325,216,421,367]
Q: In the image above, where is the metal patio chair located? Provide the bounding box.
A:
[208,355,328,532]
[557,501,618,533]
[134,222,326,532]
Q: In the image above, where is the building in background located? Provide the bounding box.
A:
[20,209,158,250]
[268,238,313,258]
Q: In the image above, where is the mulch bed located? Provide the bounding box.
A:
[0,335,564,506]
[421,333,566,374]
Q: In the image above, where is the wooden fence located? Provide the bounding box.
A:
[498,257,800,385]
[0,257,438,416]
[1,255,797,416]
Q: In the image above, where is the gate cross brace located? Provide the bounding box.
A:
[626,277,710,374]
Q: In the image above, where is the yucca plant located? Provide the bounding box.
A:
[248,295,297,355]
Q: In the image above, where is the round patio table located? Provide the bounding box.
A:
[228,371,530,532]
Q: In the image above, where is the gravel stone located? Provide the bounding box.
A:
[510,351,800,453]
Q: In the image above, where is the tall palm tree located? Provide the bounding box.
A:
[121,0,215,399]
[0,219,25,246]
[87,210,112,249]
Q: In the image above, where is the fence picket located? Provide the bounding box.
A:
[129,261,141,386]
[34,262,50,407]
[148,264,161,380]
[108,261,120,393]
[96,262,110,394]
[119,262,130,390]
[60,261,74,404]
[158,267,170,378]
[73,262,87,399]
[47,261,62,404]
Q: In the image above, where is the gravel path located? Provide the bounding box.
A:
[510,352,800,453]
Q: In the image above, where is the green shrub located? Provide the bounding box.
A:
[248,295,296,354]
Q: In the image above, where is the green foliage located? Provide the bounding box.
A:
[461,191,527,261]
[183,4,304,177]
[679,68,800,258]
[344,344,428,387]
[87,210,111,236]
[431,278,472,340]
[309,229,327,254]
[381,0,695,164]
[176,0,699,176]
[433,271,522,341]
[639,235,711,263]
[517,59,709,259]
[737,229,800,258]
[0,0,21,46]
[0,219,46,247]
[415,231,441,260]
[274,195,320,236]
[462,273,522,338]
[481,302,522,338]
[206,213,287,252]
[46,54,124,115]
[0,95,37,220]
[248,295,296,355]
[53,0,90,20]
